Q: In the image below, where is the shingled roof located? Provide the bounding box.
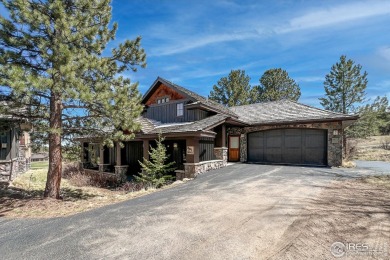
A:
[229,100,358,125]
[143,77,237,117]
[142,114,228,134]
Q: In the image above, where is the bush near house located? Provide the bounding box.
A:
[136,134,176,188]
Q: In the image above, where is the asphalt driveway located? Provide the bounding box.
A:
[0,163,388,259]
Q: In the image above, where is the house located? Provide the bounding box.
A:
[79,77,357,180]
[0,116,32,182]
[31,152,49,162]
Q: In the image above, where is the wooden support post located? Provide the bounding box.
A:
[99,145,104,164]
[116,142,121,166]
[186,137,199,163]
[143,139,149,160]
[222,124,226,148]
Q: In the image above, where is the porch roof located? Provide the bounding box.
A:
[141,114,228,134]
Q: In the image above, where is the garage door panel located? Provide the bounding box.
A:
[304,149,326,165]
[283,150,302,164]
[247,132,264,161]
[248,128,327,166]
[284,129,302,148]
[265,149,282,163]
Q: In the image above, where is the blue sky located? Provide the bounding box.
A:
[112,0,390,107]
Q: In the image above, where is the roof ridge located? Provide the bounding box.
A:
[230,100,286,109]
[286,100,355,116]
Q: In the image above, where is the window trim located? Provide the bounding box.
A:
[176,103,184,117]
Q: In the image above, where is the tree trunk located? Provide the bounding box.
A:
[44,92,62,199]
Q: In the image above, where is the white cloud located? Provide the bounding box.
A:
[377,47,390,61]
[147,1,390,57]
[278,1,390,33]
[296,76,324,83]
[150,30,260,57]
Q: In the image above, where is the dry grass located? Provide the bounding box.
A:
[0,163,182,218]
[363,175,390,189]
[341,161,356,168]
[352,135,390,162]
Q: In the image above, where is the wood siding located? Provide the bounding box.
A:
[122,141,143,175]
[199,137,216,162]
[144,99,209,123]
[0,128,18,161]
[145,83,185,106]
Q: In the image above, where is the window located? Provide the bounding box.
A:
[0,131,9,160]
[157,96,170,104]
[177,103,184,116]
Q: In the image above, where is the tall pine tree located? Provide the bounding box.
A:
[209,69,254,107]
[320,55,367,159]
[252,68,300,102]
[319,55,367,114]
[0,0,146,199]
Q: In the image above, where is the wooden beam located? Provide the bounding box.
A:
[222,124,226,148]
[99,145,104,164]
[116,142,121,166]
[143,139,149,160]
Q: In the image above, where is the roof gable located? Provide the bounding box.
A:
[144,83,186,106]
[142,77,237,117]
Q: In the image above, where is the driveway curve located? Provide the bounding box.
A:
[0,163,385,259]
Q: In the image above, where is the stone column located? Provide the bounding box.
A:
[214,147,228,166]
[240,133,247,162]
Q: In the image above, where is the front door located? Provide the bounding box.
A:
[228,136,240,162]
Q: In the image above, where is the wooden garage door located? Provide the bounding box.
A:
[247,129,327,166]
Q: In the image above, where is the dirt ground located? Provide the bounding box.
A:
[352,135,390,162]
[0,162,181,218]
[267,176,390,259]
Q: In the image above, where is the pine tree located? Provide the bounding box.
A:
[319,55,367,114]
[209,70,254,107]
[320,55,367,159]
[252,68,301,102]
[0,0,146,199]
[137,134,176,188]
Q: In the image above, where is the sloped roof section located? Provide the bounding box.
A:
[134,117,156,133]
[145,114,228,134]
[229,100,358,125]
[143,77,237,117]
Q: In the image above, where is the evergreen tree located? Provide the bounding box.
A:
[319,55,367,114]
[137,134,176,188]
[347,96,390,138]
[320,55,367,159]
[253,68,301,102]
[0,0,146,199]
[209,70,254,107]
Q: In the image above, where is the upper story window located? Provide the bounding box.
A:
[177,103,184,117]
[157,97,169,104]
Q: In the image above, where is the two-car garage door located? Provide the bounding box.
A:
[247,129,327,166]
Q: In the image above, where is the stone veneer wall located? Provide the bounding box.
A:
[0,144,31,183]
[0,159,19,182]
[227,121,343,167]
[180,147,228,179]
